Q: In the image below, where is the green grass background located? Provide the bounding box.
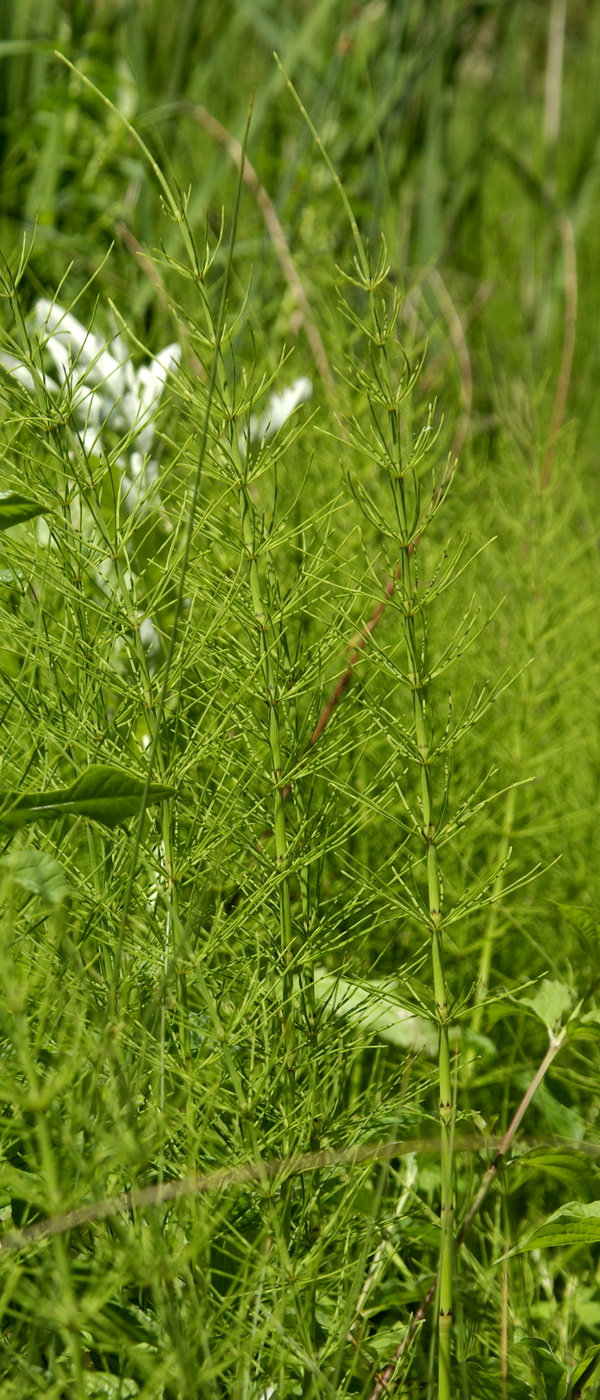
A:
[0,2,599,1397]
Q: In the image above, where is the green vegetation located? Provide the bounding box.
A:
[0,2,599,1396]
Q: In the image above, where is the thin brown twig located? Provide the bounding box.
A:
[1,1136,474,1255]
[116,221,171,304]
[308,573,397,750]
[543,0,567,153]
[368,1030,567,1400]
[116,220,205,379]
[420,282,492,394]
[125,105,485,767]
[185,100,335,394]
[1,1122,590,1256]
[458,1030,566,1244]
[0,1137,446,1254]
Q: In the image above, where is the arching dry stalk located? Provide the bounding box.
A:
[186,100,335,394]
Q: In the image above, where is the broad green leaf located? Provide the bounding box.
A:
[364,1324,408,1360]
[516,1077,585,1140]
[311,967,438,1055]
[0,490,46,529]
[507,1201,600,1256]
[567,1344,600,1397]
[0,563,23,585]
[0,764,175,831]
[512,1148,597,1195]
[0,1163,45,1205]
[466,1109,488,1133]
[515,1333,565,1397]
[574,1300,600,1330]
[460,1027,497,1059]
[83,1375,138,1398]
[310,970,496,1059]
[524,979,573,1030]
[0,849,69,904]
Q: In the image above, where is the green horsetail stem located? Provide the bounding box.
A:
[395,475,454,1400]
[239,479,295,1142]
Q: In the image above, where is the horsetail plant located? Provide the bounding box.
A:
[336,240,483,1399]
[236,427,299,1147]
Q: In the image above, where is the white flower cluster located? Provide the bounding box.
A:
[1,300,180,514]
[1,304,312,676]
[240,375,312,456]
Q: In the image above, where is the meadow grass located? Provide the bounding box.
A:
[0,3,599,1397]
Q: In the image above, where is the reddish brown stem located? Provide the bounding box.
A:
[309,576,396,749]
[307,274,478,755]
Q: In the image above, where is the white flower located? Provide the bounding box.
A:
[35,299,180,455]
[126,343,181,453]
[241,376,312,455]
[0,350,55,396]
[1,300,180,510]
[34,299,128,391]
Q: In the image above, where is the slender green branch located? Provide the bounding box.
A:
[111,102,253,985]
[368,1029,568,1399]
[238,480,295,1141]
[340,254,459,1395]
[470,785,517,1036]
[394,466,454,1400]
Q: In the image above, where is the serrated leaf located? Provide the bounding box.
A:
[507,1201,600,1256]
[0,849,69,905]
[524,979,573,1030]
[0,490,46,529]
[0,764,175,831]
